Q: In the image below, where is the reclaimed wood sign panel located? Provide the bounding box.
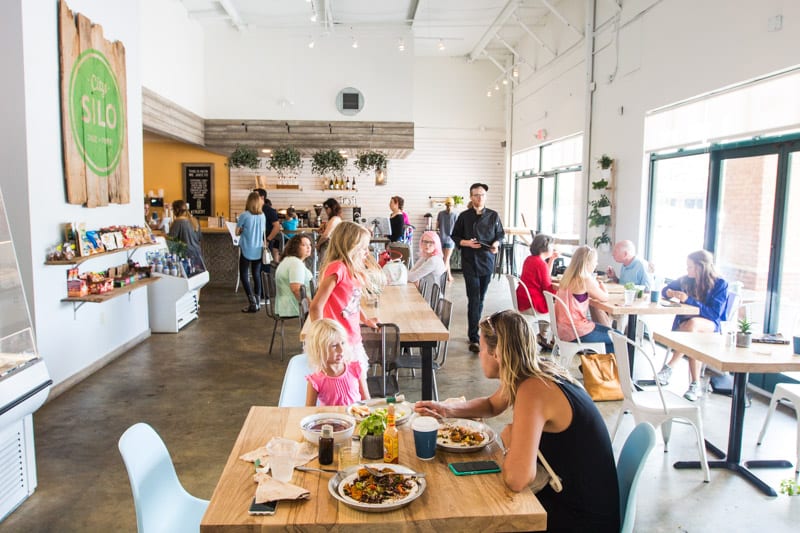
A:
[59,0,130,207]
[182,163,214,218]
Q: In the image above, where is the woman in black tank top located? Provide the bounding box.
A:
[415,310,619,532]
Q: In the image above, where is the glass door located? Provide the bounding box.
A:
[774,151,800,334]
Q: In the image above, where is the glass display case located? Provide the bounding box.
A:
[0,187,52,521]
[146,240,209,333]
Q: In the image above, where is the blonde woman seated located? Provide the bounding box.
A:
[554,245,615,353]
[415,310,619,532]
[407,231,446,288]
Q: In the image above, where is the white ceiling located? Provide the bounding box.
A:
[178,0,570,59]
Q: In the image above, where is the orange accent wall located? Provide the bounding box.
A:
[143,140,230,219]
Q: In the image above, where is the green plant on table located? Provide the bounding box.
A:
[623,282,636,291]
[738,318,752,334]
[358,411,387,437]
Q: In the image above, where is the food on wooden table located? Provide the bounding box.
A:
[438,424,486,447]
[350,404,370,418]
[342,467,417,504]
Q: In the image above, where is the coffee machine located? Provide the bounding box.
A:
[312,204,324,228]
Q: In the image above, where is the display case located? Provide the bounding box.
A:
[146,240,210,333]
[0,187,52,521]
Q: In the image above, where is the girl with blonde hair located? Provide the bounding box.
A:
[554,245,614,352]
[309,221,385,369]
[415,310,619,531]
[304,319,370,406]
[236,192,266,312]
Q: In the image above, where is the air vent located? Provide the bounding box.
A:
[336,87,364,116]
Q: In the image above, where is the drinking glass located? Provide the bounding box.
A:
[266,438,299,482]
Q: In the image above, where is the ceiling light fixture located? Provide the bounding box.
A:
[308,39,315,49]
[502,78,508,85]
[494,83,500,91]
[352,38,358,49]
[398,39,405,51]
[487,90,492,97]
[310,13,317,22]
[261,149,272,154]
[512,66,519,78]
[437,39,445,51]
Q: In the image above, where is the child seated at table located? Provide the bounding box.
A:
[304,319,370,407]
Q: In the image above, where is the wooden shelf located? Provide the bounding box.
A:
[61,277,159,304]
[45,243,159,266]
[264,184,302,190]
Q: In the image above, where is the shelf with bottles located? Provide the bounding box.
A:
[321,175,359,192]
[144,248,206,279]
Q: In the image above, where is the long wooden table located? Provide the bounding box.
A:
[653,331,800,496]
[301,284,449,401]
[201,406,547,532]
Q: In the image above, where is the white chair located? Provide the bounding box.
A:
[279,353,312,407]
[118,423,209,533]
[505,274,550,331]
[543,292,606,372]
[618,422,657,533]
[610,330,711,482]
[756,382,800,472]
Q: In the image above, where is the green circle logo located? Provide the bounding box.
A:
[68,49,125,177]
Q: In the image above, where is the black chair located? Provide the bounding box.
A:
[262,270,302,361]
[393,298,452,400]
[438,271,448,299]
[361,323,401,398]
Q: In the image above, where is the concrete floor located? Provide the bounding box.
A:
[3,276,800,532]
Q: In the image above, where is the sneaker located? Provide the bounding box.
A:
[656,365,672,385]
[468,342,480,353]
[683,382,699,402]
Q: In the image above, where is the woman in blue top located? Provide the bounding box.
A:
[657,250,728,401]
[237,192,266,313]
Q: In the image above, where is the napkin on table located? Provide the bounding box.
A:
[253,472,311,503]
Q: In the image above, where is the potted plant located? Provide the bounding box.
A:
[736,318,753,348]
[597,154,614,180]
[452,195,464,207]
[593,232,612,251]
[269,146,302,179]
[355,151,387,173]
[358,411,387,460]
[228,145,260,169]
[311,149,347,177]
[588,199,612,228]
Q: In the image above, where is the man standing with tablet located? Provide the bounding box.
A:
[451,183,505,353]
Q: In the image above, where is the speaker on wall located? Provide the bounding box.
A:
[352,206,362,222]
[336,87,364,116]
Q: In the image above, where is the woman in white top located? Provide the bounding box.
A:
[407,231,447,288]
[275,234,313,317]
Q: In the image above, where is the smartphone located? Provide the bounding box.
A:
[249,498,278,515]
[448,460,501,476]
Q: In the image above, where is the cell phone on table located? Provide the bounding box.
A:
[448,460,501,476]
[249,498,278,515]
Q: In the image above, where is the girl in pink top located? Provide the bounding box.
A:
[554,245,615,353]
[309,221,385,370]
[305,319,369,406]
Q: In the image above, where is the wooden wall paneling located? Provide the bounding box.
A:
[58,0,86,205]
[142,87,204,146]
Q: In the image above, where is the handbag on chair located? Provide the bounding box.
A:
[580,352,624,401]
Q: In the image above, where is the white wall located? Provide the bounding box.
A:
[5,0,149,387]
[140,0,206,116]
[512,0,800,253]
[202,27,415,121]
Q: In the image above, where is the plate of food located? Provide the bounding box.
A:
[348,402,413,425]
[437,418,496,452]
[328,464,426,512]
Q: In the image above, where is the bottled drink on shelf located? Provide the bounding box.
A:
[328,178,334,190]
[352,177,357,191]
[346,177,351,190]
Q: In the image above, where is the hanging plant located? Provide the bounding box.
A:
[311,149,347,176]
[355,151,387,173]
[228,145,260,169]
[269,146,302,177]
[596,154,613,170]
[452,195,465,206]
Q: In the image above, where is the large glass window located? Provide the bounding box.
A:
[647,153,709,278]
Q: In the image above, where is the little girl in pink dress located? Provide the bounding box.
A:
[304,319,370,406]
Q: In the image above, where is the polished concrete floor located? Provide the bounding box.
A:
[3,276,800,532]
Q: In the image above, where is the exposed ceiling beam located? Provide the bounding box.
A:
[539,0,583,37]
[217,0,245,31]
[468,0,520,61]
[483,52,507,73]
[407,0,420,28]
[515,15,556,57]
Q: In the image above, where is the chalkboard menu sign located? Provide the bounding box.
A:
[182,163,214,217]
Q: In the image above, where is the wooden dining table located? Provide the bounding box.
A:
[200,406,547,532]
[653,330,800,496]
[300,284,449,401]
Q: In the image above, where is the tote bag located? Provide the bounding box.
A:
[580,352,624,401]
[382,260,408,286]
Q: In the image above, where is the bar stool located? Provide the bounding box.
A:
[756,382,800,472]
[494,239,515,278]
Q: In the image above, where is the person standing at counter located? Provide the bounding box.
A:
[437,198,458,282]
[168,199,203,266]
[316,198,343,259]
[451,183,504,353]
[254,189,282,266]
[237,192,266,313]
[388,196,408,242]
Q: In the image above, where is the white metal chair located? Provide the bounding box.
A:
[610,330,711,482]
[756,382,800,472]
[278,353,313,407]
[618,422,657,533]
[118,423,209,533]
[543,292,606,372]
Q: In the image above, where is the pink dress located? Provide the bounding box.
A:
[306,361,364,406]
[321,261,363,347]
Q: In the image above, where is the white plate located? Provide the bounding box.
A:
[328,464,426,512]
[347,402,413,425]
[436,418,496,453]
